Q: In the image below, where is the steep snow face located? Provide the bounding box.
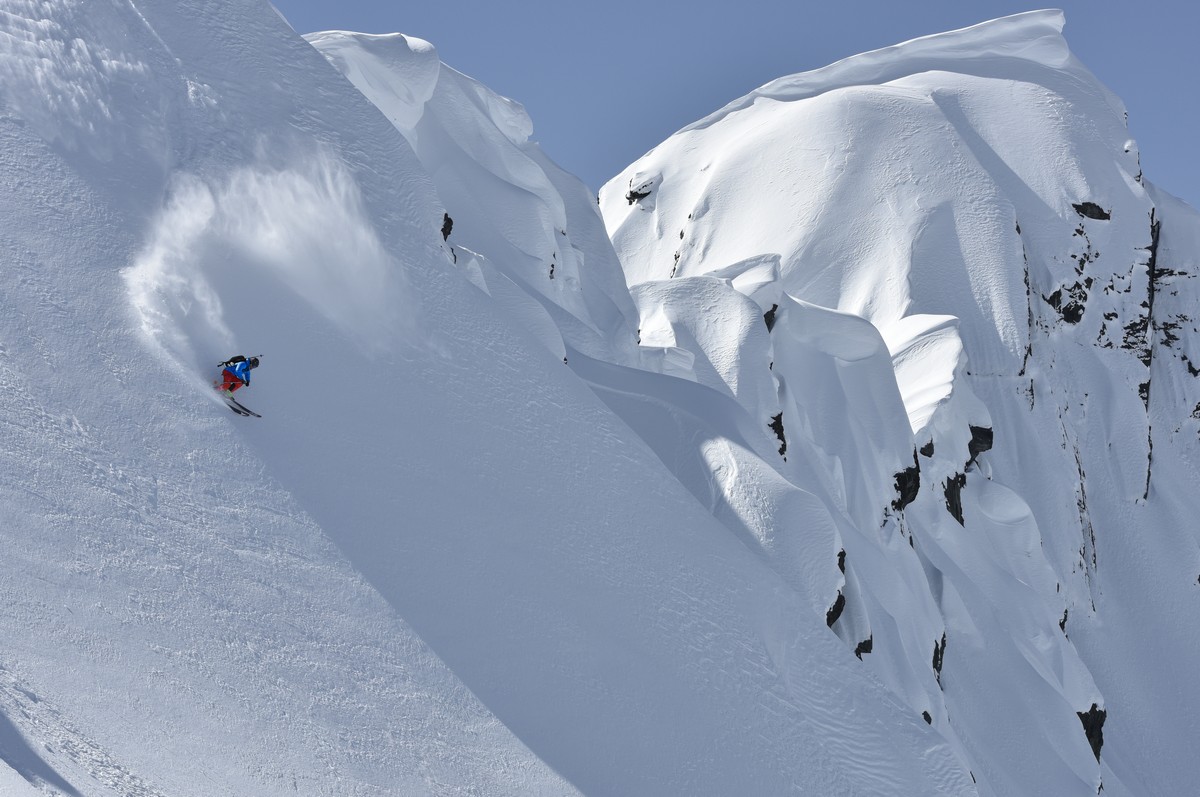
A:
[602,9,1200,797]
[306,30,641,365]
[0,2,569,795]
[0,2,977,796]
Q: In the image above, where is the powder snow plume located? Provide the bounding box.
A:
[125,145,412,381]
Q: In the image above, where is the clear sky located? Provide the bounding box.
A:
[270,1,1198,206]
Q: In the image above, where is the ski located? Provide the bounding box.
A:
[223,396,261,417]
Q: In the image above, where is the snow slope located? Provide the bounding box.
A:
[0,1,975,795]
[3,3,1197,795]
[603,9,1200,796]
[1,2,566,794]
[304,30,640,366]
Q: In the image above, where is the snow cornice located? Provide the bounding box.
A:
[679,9,1122,135]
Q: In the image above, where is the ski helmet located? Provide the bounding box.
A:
[249,356,260,368]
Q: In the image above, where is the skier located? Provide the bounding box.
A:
[216,355,259,396]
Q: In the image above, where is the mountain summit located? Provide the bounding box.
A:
[602,10,1200,795]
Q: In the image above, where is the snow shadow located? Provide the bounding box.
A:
[124,146,411,386]
[0,710,79,796]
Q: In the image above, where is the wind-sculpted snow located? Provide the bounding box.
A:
[0,0,161,165]
[0,1,981,795]
[677,10,1120,136]
[306,30,641,366]
[126,151,412,378]
[304,32,440,131]
[602,10,1200,796]
[884,314,992,477]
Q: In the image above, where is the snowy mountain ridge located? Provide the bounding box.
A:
[1,3,1197,795]
[601,8,1200,795]
[678,10,1122,135]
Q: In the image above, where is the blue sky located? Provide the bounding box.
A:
[271,1,1198,205]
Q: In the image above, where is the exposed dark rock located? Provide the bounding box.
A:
[1144,428,1154,502]
[922,711,933,725]
[920,440,934,458]
[549,253,555,280]
[826,592,845,628]
[854,635,873,660]
[933,633,947,686]
[1073,202,1111,221]
[625,181,652,204]
[1077,703,1106,761]
[769,412,787,459]
[1067,221,1101,280]
[1123,315,1152,367]
[944,473,967,525]
[968,426,993,465]
[1060,609,1069,637]
[837,549,846,574]
[1137,215,1162,459]
[441,212,453,240]
[1158,316,1185,348]
[1020,249,1034,378]
[1045,286,1086,324]
[1069,443,1099,573]
[892,452,921,511]
[1060,294,1089,321]
[763,304,779,332]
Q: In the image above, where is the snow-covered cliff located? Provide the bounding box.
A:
[602,10,1200,796]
